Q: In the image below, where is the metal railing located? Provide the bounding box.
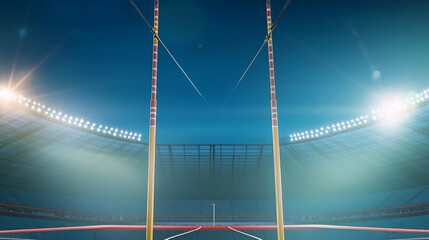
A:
[1,202,429,223]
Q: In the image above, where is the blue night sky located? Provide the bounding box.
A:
[1,0,428,144]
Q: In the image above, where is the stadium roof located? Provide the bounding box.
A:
[0,88,428,199]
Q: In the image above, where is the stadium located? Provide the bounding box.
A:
[1,0,429,240]
[1,85,429,240]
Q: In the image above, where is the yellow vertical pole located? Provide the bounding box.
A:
[146,1,159,240]
[265,1,285,240]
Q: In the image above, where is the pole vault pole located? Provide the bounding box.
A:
[146,0,159,239]
[265,1,285,240]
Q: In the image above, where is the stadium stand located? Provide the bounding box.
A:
[0,88,428,239]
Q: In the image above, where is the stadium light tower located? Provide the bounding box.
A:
[146,0,159,240]
[265,1,285,240]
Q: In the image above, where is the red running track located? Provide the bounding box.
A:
[1,224,429,235]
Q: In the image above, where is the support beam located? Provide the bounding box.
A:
[146,1,159,240]
[265,1,285,240]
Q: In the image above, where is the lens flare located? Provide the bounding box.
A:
[0,88,13,100]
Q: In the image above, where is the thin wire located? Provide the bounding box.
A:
[156,37,213,110]
[221,38,268,109]
[222,0,293,108]
[129,0,155,35]
[129,0,213,110]
[271,0,293,32]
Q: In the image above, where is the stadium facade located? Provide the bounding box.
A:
[0,88,428,239]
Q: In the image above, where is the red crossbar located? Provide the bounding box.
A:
[1,224,429,235]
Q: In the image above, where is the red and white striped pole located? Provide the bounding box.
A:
[265,1,285,240]
[146,0,159,240]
